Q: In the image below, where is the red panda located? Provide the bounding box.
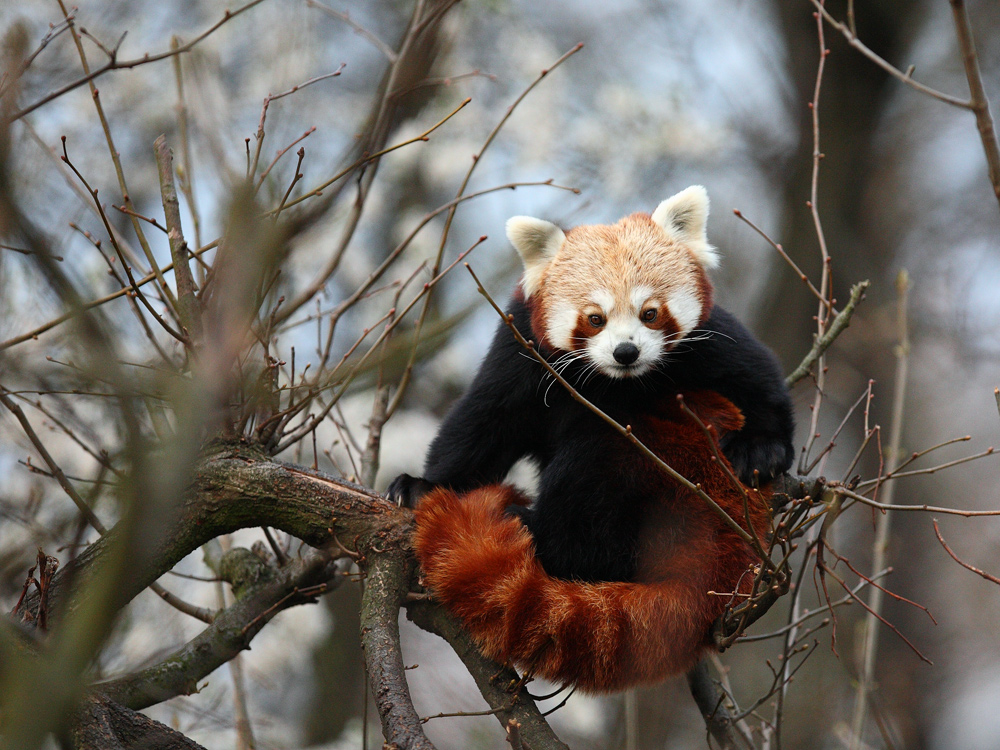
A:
[391,186,792,692]
[413,391,772,692]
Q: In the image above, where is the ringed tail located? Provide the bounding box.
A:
[414,485,736,693]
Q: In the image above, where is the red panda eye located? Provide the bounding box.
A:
[642,308,657,323]
[589,314,605,327]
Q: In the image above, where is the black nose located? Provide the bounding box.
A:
[613,342,640,365]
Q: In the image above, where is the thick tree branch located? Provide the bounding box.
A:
[70,695,207,750]
[94,550,342,710]
[360,551,437,750]
[408,602,571,750]
[686,662,750,750]
[19,442,408,625]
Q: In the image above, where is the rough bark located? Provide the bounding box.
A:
[94,551,341,710]
[70,695,208,750]
[360,552,437,750]
[409,601,572,750]
[19,441,408,625]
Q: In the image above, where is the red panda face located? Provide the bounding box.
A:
[507,186,717,379]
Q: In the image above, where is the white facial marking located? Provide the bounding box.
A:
[630,285,654,311]
[590,288,615,313]
[547,299,581,351]
[667,287,702,337]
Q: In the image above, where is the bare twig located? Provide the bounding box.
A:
[386,41,585,418]
[821,562,931,665]
[786,280,869,387]
[933,520,1000,586]
[949,0,1000,209]
[13,0,271,121]
[857,446,996,488]
[850,270,910,749]
[0,387,106,533]
[55,0,180,320]
[171,40,204,280]
[306,1,398,62]
[249,64,344,185]
[147,582,215,624]
[733,208,833,313]
[810,0,972,109]
[154,135,200,339]
[0,241,218,351]
[837,485,1000,517]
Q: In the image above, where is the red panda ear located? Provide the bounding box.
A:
[651,186,719,270]
[506,216,566,297]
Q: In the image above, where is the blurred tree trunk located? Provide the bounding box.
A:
[763,3,933,748]
[762,0,925,366]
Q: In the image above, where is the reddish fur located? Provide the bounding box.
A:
[413,390,771,693]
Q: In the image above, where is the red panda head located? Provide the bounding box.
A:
[506,186,717,379]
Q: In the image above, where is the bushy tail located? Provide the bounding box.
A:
[414,485,729,693]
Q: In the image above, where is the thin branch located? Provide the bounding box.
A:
[733,208,832,313]
[857,446,996,488]
[0,244,63,261]
[55,0,180,320]
[851,270,910,750]
[949,0,1000,209]
[0,241,218,351]
[306,1,398,61]
[386,41,585,418]
[933,519,1000,586]
[0,386,106,533]
[786,280,869,387]
[154,134,200,339]
[147,582,215,624]
[811,0,972,109]
[249,64,344,185]
[57,137,186,343]
[821,562,931,665]
[171,40,204,280]
[12,0,271,121]
[837,485,1000,517]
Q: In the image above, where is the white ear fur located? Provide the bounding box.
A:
[651,185,719,269]
[506,216,566,297]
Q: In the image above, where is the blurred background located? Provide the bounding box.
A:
[1,0,999,748]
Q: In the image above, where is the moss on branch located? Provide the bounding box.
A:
[22,441,409,624]
[94,551,341,710]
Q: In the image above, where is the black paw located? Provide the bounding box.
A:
[720,432,795,486]
[385,473,437,508]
